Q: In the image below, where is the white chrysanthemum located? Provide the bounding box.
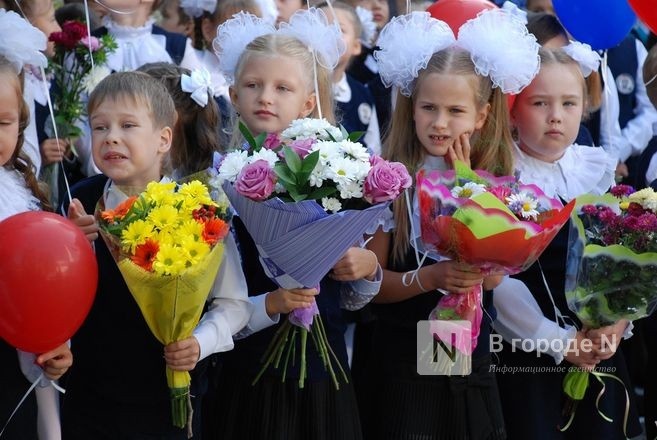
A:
[312,141,343,165]
[338,181,364,199]
[506,192,539,220]
[218,150,249,182]
[351,158,372,181]
[282,118,344,141]
[327,156,359,187]
[628,188,657,212]
[321,197,342,213]
[249,148,279,167]
[451,182,487,199]
[83,66,112,94]
[339,140,370,162]
[309,163,328,187]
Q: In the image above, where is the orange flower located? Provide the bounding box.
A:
[131,239,160,271]
[101,196,138,222]
[203,218,229,245]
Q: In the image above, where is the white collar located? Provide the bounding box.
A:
[0,167,41,221]
[332,74,351,103]
[104,18,172,71]
[24,68,50,106]
[513,143,616,202]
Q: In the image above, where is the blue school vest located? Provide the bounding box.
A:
[336,75,376,148]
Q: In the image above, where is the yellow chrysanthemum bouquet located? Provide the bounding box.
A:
[96,180,231,431]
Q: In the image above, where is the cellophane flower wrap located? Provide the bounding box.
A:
[561,186,657,427]
[417,161,574,358]
[212,118,411,388]
[96,180,231,431]
[48,20,116,139]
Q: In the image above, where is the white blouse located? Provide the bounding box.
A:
[493,143,629,365]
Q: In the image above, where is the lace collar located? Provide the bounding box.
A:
[513,143,616,202]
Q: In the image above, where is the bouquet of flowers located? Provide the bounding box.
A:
[48,20,116,140]
[561,185,657,429]
[97,180,231,431]
[212,118,411,388]
[417,162,574,366]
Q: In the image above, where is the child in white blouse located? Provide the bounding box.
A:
[493,46,641,439]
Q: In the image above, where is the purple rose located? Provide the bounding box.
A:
[234,160,276,201]
[363,158,412,203]
[263,133,282,150]
[287,138,315,158]
[289,300,319,331]
[80,36,100,51]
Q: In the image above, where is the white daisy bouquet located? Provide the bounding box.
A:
[210,118,410,388]
[417,161,574,357]
[212,118,410,211]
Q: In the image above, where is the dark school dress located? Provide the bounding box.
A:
[336,75,378,152]
[352,240,506,440]
[0,341,38,440]
[494,224,642,440]
[60,175,207,440]
[207,217,363,440]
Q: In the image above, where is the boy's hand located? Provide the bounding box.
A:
[164,337,200,371]
[265,288,318,316]
[68,198,99,243]
[330,247,378,281]
[37,343,73,380]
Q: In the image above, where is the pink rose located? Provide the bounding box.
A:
[80,36,101,51]
[234,160,277,201]
[288,138,314,158]
[263,133,282,150]
[363,158,412,203]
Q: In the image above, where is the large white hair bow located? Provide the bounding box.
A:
[375,7,540,97]
[0,9,47,73]
[213,8,345,85]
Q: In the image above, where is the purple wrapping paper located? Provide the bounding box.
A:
[223,181,389,289]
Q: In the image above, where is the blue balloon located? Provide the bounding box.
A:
[553,0,636,50]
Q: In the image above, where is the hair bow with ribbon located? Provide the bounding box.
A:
[181,68,213,107]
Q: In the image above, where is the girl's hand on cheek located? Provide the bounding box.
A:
[447,132,472,168]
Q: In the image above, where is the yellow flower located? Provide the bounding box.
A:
[152,243,187,276]
[180,237,211,266]
[121,219,154,253]
[179,219,204,241]
[148,205,181,232]
[179,180,215,206]
[143,181,177,206]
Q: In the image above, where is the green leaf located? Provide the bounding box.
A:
[254,132,267,150]
[326,128,338,142]
[274,163,297,186]
[347,131,365,142]
[283,146,302,174]
[296,151,320,185]
[307,186,337,200]
[239,122,258,150]
[288,186,307,202]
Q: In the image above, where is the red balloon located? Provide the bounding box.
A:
[426,0,497,36]
[629,0,657,34]
[0,211,97,353]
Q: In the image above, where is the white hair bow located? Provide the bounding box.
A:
[563,41,601,78]
[181,68,213,107]
[0,9,47,73]
[180,0,217,17]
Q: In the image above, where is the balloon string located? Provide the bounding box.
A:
[0,373,65,437]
